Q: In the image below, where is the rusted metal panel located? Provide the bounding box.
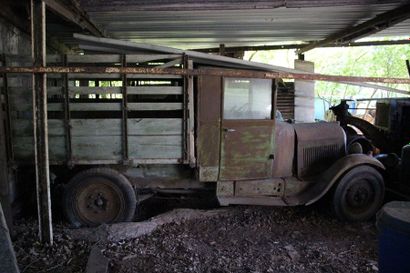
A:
[197,75,222,181]
[219,120,274,180]
[216,181,234,197]
[235,179,284,196]
[294,122,346,178]
[199,167,219,182]
[272,121,295,178]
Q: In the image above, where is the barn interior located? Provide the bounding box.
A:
[1,1,410,273]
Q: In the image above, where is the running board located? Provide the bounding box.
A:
[216,179,313,206]
[217,179,287,206]
[218,196,288,206]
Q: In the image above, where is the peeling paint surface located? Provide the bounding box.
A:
[219,120,274,180]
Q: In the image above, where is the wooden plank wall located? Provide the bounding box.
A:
[276,82,295,120]
[7,54,185,164]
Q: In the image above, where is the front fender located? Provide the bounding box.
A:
[305,154,385,205]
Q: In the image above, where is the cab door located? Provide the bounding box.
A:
[219,78,275,180]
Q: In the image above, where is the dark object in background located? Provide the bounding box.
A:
[0,201,20,273]
[331,99,410,155]
[377,201,410,273]
[401,144,410,183]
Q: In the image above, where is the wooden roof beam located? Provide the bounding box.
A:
[43,0,105,37]
[297,3,410,54]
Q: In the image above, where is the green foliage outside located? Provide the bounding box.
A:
[244,43,410,106]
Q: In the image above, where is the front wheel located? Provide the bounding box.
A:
[63,168,137,227]
[332,165,384,222]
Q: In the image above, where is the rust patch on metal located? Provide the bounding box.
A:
[294,122,346,178]
[272,121,295,177]
[219,120,274,180]
[197,75,222,181]
[216,181,234,197]
[235,178,284,197]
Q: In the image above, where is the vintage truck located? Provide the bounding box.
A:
[3,42,385,226]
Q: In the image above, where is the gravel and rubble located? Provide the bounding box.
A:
[12,221,91,273]
[12,205,379,273]
[102,206,379,273]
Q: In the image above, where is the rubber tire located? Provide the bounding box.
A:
[63,168,136,227]
[332,165,384,222]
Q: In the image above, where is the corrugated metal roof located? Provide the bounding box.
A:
[78,0,410,49]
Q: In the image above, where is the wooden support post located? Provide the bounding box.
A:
[62,55,72,166]
[0,55,14,235]
[219,44,225,56]
[31,0,53,244]
[121,54,129,162]
[182,54,188,163]
[186,59,195,167]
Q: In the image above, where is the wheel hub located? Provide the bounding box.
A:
[76,178,123,224]
[346,181,373,208]
[87,193,108,212]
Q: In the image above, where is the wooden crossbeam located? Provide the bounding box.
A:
[43,0,105,37]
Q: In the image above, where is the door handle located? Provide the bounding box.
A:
[223,128,236,132]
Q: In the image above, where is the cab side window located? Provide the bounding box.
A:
[223,78,272,120]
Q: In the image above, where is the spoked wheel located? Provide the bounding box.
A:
[332,165,384,222]
[63,168,136,227]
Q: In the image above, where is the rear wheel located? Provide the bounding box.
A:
[332,165,384,222]
[63,168,136,227]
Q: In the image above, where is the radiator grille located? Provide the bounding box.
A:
[301,144,341,177]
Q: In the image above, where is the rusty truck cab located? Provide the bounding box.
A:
[196,73,385,222]
[197,75,275,182]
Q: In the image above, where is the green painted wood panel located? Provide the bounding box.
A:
[128,118,182,135]
[71,136,122,161]
[128,135,182,159]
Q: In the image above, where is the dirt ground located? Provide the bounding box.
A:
[13,204,379,273]
[12,221,90,273]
